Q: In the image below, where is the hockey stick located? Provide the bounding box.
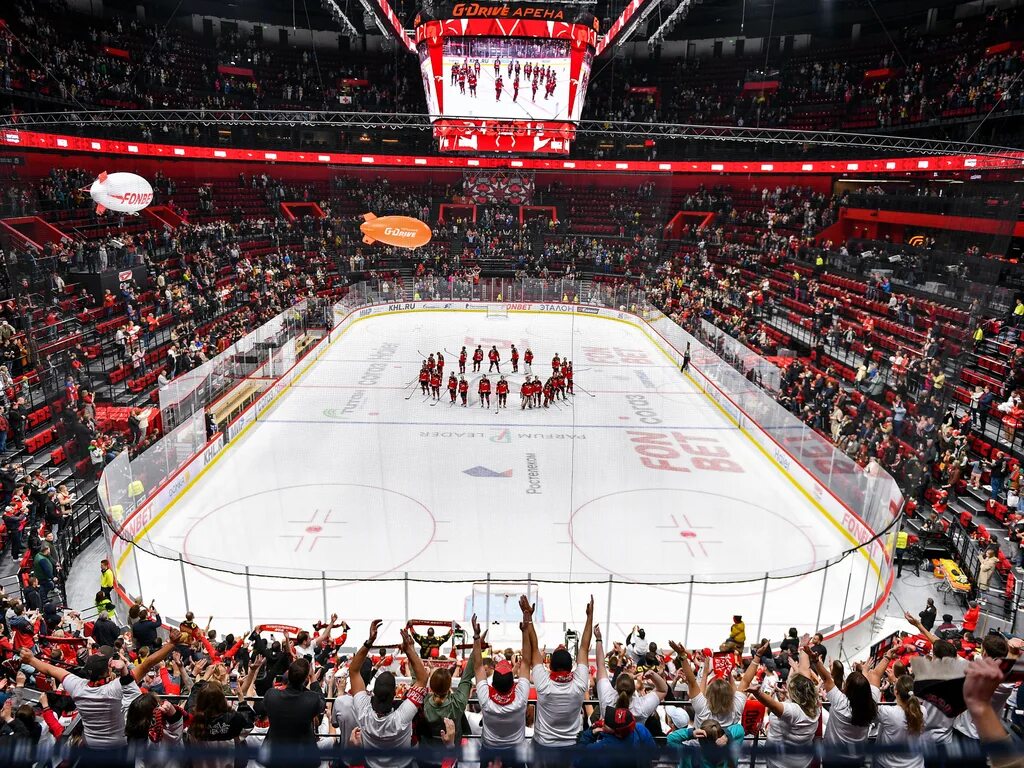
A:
[574,384,597,398]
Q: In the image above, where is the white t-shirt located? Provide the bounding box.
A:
[352,690,421,768]
[332,694,357,745]
[595,678,661,721]
[62,673,131,747]
[690,690,747,728]
[921,701,953,744]
[822,684,880,744]
[765,701,819,768]
[952,681,1014,739]
[475,677,531,748]
[875,705,925,768]
[531,663,589,747]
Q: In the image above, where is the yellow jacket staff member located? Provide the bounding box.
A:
[721,615,746,652]
[99,559,115,599]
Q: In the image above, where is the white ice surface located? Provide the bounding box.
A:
[123,311,877,648]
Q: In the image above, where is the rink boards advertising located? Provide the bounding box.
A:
[108,299,897,619]
[414,2,598,153]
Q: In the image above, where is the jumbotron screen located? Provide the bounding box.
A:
[422,37,588,122]
[415,8,598,153]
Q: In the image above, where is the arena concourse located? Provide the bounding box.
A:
[0,0,1022,764]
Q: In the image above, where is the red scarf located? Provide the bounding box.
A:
[549,670,574,683]
[488,686,517,706]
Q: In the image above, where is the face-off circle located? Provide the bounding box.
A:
[569,488,819,597]
[179,483,436,590]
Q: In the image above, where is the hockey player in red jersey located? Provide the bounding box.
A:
[429,370,441,400]
[524,347,534,373]
[542,377,555,408]
[532,376,543,407]
[447,373,458,403]
[520,378,531,409]
[495,75,503,101]
[426,353,436,372]
[436,352,445,376]
[472,345,484,372]
[419,366,429,395]
[458,375,469,406]
[496,376,509,408]
[459,346,468,374]
[510,344,520,373]
[565,361,574,394]
[478,375,491,408]
[554,370,566,400]
[488,345,501,373]
[551,353,561,373]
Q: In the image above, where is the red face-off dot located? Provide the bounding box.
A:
[679,530,697,539]
[306,525,322,534]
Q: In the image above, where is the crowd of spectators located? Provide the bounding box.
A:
[0,578,1015,765]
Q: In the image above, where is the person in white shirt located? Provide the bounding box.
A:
[951,633,1012,748]
[19,630,180,748]
[347,620,428,768]
[669,639,757,728]
[875,675,926,768]
[810,648,889,764]
[594,624,667,720]
[523,592,593,748]
[471,613,530,752]
[749,644,820,768]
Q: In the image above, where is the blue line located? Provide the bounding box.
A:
[257,419,806,430]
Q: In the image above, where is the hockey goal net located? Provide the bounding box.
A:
[468,581,540,622]
[486,304,509,319]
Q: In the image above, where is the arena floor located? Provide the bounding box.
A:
[123,310,879,647]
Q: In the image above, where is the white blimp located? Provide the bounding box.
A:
[89,171,154,215]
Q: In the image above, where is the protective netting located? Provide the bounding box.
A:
[97,280,900,645]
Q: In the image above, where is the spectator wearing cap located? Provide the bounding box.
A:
[578,696,656,756]
[347,620,429,768]
[17,633,177,747]
[523,593,593,748]
[471,612,530,751]
[419,623,478,751]
[936,614,959,638]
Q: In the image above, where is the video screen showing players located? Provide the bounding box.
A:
[437,37,573,121]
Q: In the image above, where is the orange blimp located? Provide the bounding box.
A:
[360,213,433,248]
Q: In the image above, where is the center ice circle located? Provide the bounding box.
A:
[569,488,819,585]
[180,483,436,577]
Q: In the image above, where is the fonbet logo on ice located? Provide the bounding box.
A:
[463,466,513,478]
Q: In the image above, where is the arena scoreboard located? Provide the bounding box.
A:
[414,2,599,154]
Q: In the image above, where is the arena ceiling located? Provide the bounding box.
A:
[111,0,967,46]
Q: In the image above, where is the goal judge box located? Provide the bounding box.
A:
[414,3,599,154]
[467,581,541,623]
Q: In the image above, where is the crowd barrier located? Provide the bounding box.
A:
[96,280,900,647]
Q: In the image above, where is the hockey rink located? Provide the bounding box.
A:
[126,310,881,648]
